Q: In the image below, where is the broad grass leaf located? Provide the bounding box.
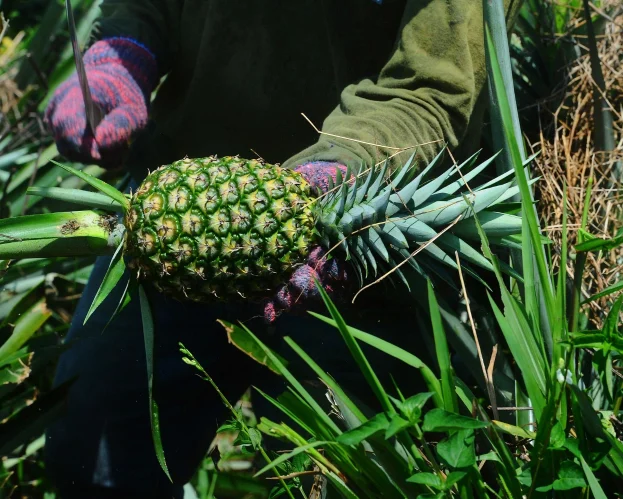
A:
[422,409,489,432]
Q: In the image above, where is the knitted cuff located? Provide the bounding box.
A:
[84,37,159,99]
[294,161,348,194]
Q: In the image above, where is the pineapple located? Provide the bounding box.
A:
[0,150,526,306]
[124,156,316,301]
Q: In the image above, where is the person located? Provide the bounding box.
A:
[43,1,522,497]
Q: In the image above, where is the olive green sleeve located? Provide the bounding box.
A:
[94,0,181,75]
[284,0,523,172]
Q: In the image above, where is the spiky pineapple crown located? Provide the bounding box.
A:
[312,148,527,290]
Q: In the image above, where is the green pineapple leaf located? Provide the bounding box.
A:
[27,186,125,212]
[138,285,172,482]
[83,242,128,325]
[51,160,130,210]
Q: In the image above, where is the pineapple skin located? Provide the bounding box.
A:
[124,156,316,302]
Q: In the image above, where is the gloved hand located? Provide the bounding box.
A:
[44,37,158,168]
[263,162,350,323]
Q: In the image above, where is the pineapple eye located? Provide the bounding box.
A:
[209,209,232,236]
[197,187,220,215]
[254,212,279,237]
[142,193,166,219]
[188,172,210,192]
[263,180,285,199]
[181,209,205,236]
[230,207,252,233]
[158,169,181,188]
[168,186,192,213]
[157,214,180,243]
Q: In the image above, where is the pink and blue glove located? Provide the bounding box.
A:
[44,37,158,168]
[264,162,351,323]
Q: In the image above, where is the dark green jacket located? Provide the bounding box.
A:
[96,0,522,181]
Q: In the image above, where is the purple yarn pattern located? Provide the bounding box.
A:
[44,37,158,168]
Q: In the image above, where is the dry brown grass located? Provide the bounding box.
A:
[532,0,623,323]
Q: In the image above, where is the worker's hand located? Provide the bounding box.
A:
[263,162,350,323]
[44,38,158,169]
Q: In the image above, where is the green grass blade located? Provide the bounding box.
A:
[84,242,127,325]
[0,298,52,365]
[138,285,171,482]
[284,336,367,424]
[229,322,343,436]
[26,186,124,211]
[580,455,608,499]
[51,160,130,210]
[253,441,330,478]
[427,280,458,413]
[315,282,393,415]
[308,312,443,407]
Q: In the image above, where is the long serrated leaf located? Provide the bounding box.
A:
[51,160,129,210]
[414,183,511,227]
[27,186,124,211]
[138,285,172,482]
[452,212,523,239]
[434,151,495,197]
[84,243,127,324]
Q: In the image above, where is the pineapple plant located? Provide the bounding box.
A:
[0,149,529,311]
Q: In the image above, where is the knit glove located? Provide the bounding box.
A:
[44,37,158,168]
[263,162,350,323]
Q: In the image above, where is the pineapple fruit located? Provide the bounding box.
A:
[0,150,526,305]
[124,156,316,301]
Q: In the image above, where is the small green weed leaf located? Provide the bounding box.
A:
[384,415,411,439]
[552,461,586,491]
[391,392,433,423]
[444,471,468,490]
[422,408,489,432]
[436,429,476,469]
[549,421,566,449]
[248,428,262,450]
[84,242,126,325]
[337,412,390,445]
[406,472,442,488]
[138,285,171,482]
[51,160,129,210]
